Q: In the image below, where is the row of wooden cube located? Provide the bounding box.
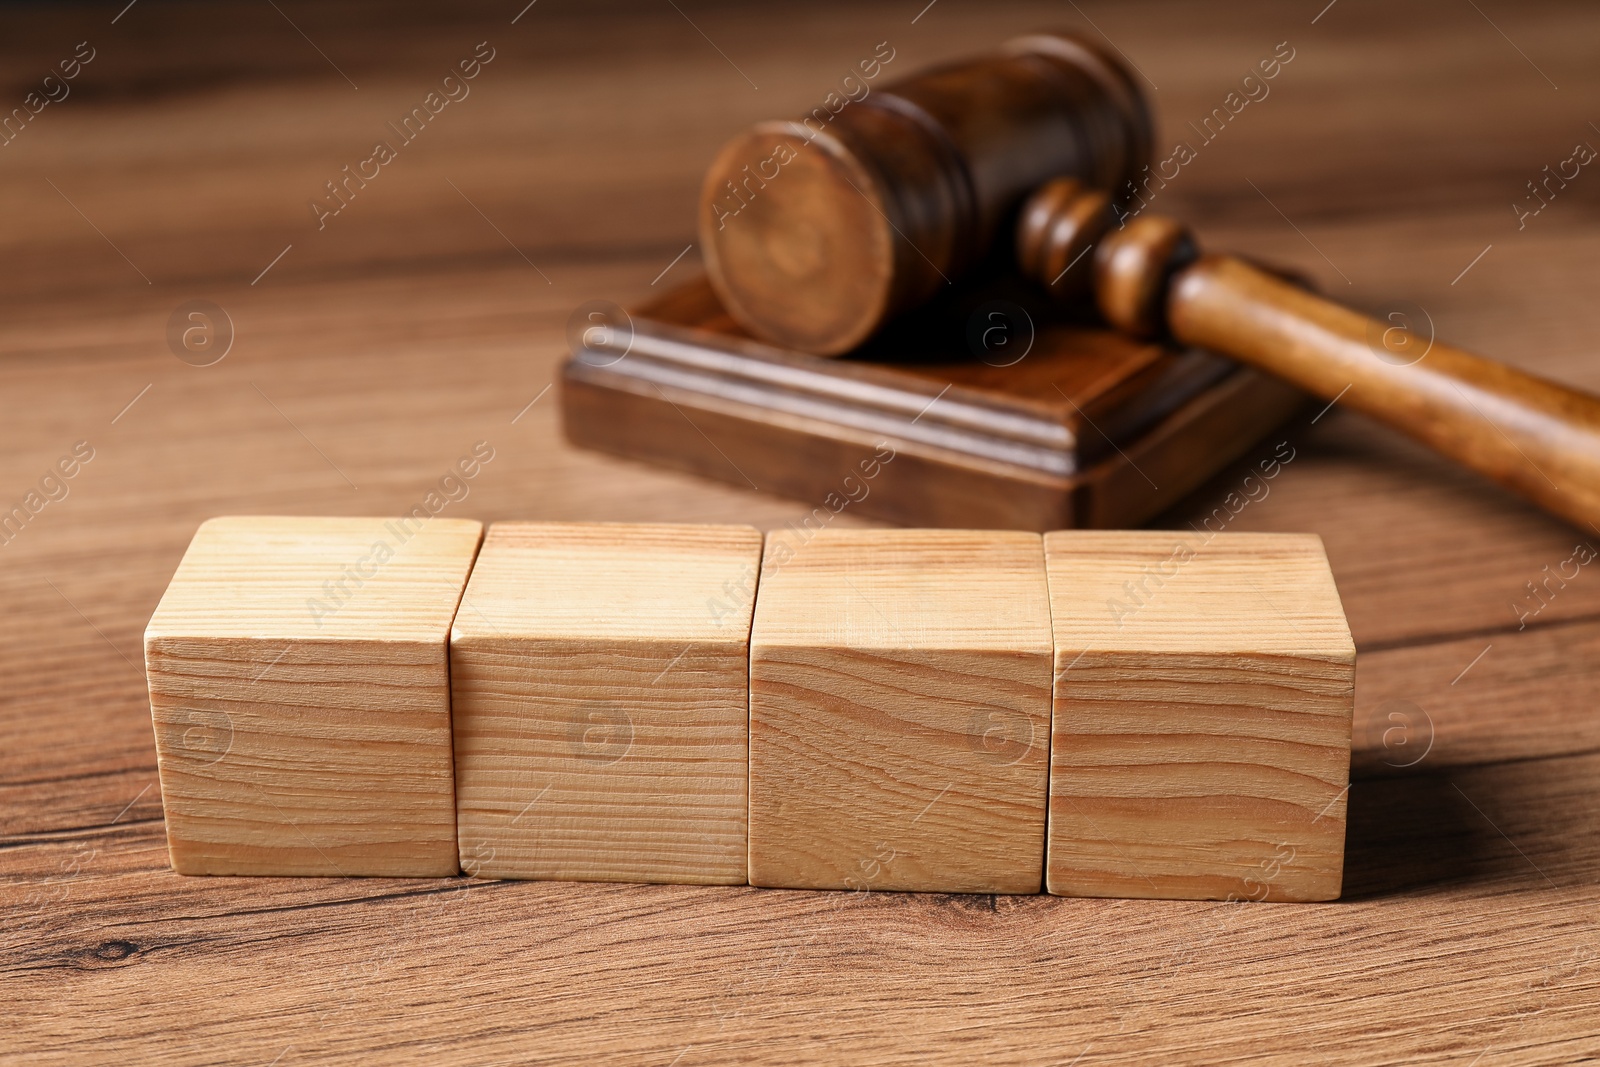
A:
[145,517,1356,901]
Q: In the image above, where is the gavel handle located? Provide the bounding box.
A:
[1167,254,1600,533]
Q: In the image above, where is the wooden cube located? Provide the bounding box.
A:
[145,515,483,876]
[1044,531,1355,902]
[451,521,762,884]
[748,529,1053,894]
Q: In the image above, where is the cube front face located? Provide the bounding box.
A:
[451,522,762,885]
[748,529,1053,894]
[145,516,483,876]
[148,636,458,876]
[1044,531,1356,902]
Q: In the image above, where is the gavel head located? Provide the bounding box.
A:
[697,33,1152,355]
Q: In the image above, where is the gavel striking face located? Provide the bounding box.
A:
[698,33,1151,355]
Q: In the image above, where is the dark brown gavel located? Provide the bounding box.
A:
[698,32,1150,355]
[697,32,1600,533]
[1017,177,1600,533]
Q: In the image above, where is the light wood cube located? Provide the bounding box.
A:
[748,529,1053,894]
[145,515,483,876]
[1044,531,1356,902]
[451,521,762,884]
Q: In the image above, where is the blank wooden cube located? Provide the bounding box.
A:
[749,529,1053,894]
[451,521,761,884]
[1044,531,1355,902]
[145,515,483,876]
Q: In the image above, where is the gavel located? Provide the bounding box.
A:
[698,32,1151,355]
[698,32,1600,533]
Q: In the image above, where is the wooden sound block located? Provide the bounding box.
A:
[450,521,762,884]
[561,275,1306,530]
[144,515,483,877]
[1043,531,1356,902]
[747,528,1053,894]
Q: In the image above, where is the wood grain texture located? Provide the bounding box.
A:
[451,521,761,884]
[5,0,1600,1062]
[748,528,1052,893]
[144,515,483,876]
[1044,531,1355,901]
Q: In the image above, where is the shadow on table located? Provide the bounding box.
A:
[1337,771,1510,895]
[1340,771,1499,899]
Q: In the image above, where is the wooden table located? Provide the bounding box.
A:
[4,1,1598,1063]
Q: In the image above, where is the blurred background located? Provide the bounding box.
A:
[2,0,1592,298]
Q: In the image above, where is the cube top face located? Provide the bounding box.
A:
[146,516,481,877]
[146,516,484,643]
[753,528,1054,654]
[451,521,762,885]
[1044,531,1356,903]
[749,529,1053,894]
[452,522,762,646]
[1043,531,1354,657]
